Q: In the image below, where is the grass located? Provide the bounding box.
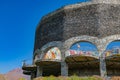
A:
[34,75,104,80]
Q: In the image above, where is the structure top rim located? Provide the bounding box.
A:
[92,0,120,4]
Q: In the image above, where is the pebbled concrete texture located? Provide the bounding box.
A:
[34,1,120,51]
[92,0,120,4]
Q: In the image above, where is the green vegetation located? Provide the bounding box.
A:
[34,75,103,80]
[19,77,26,80]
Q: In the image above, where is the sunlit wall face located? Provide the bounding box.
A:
[43,47,61,60]
[105,41,120,57]
[65,42,98,57]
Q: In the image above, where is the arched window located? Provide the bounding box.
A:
[66,42,98,57]
[105,41,120,57]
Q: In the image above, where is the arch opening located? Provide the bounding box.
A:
[38,47,62,76]
[105,41,120,76]
[65,41,100,76]
[105,41,120,58]
[66,41,99,58]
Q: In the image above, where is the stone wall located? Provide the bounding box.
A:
[92,0,120,4]
[34,2,120,52]
[98,4,120,38]
[34,10,65,50]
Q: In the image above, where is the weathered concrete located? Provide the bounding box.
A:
[31,71,36,80]
[36,66,42,77]
[92,0,120,4]
[61,62,68,76]
[100,53,107,78]
[34,1,120,50]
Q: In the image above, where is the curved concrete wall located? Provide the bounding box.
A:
[34,2,120,52]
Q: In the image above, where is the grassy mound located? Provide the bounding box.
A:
[34,75,104,80]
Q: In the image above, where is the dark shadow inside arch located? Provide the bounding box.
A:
[65,41,100,76]
[105,41,120,76]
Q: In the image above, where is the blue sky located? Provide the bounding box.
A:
[0,0,90,74]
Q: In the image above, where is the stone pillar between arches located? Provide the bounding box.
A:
[61,61,68,76]
[36,66,42,77]
[99,52,107,79]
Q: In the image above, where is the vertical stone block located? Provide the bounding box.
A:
[36,66,42,77]
[61,62,68,76]
[100,54,107,78]
[31,72,36,80]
